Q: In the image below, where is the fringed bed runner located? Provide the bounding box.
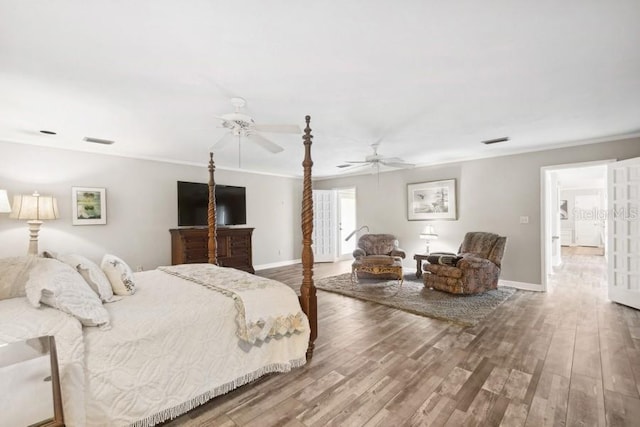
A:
[158,264,307,344]
[128,357,307,427]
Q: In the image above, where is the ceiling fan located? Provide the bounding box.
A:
[338,141,415,172]
[211,97,301,154]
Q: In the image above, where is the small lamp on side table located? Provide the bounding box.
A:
[419,225,438,254]
[10,191,59,255]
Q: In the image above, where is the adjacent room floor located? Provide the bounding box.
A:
[164,249,640,426]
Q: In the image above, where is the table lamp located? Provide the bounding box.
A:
[0,189,11,214]
[419,225,438,253]
[10,191,59,255]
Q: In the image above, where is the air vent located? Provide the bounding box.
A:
[83,137,115,145]
[481,137,509,145]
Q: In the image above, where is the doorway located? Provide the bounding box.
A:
[337,188,357,259]
[540,160,611,291]
[312,187,356,262]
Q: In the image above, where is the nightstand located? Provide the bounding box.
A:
[413,253,430,279]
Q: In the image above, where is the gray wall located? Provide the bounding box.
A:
[315,137,640,286]
[0,141,303,270]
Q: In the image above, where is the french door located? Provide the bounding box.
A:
[608,157,640,310]
[312,190,336,262]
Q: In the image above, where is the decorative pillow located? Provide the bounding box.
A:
[25,258,110,328]
[101,254,136,296]
[0,255,38,300]
[56,254,119,303]
[427,254,462,266]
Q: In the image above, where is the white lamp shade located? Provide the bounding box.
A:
[420,225,438,240]
[10,192,59,221]
[0,189,10,213]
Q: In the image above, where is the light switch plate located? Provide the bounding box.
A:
[520,216,529,224]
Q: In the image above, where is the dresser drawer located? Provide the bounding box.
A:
[171,227,254,273]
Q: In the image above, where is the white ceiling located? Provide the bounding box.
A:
[1,1,639,178]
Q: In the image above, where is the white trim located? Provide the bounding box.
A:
[499,280,543,292]
[254,259,301,271]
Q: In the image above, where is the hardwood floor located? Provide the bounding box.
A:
[164,249,640,426]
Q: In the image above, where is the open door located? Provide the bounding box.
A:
[608,157,640,310]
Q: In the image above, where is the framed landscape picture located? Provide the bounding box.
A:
[407,179,457,220]
[72,187,107,225]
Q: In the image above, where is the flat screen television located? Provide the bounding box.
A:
[177,181,246,226]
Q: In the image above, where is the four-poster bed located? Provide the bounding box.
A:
[0,116,317,426]
[206,115,317,358]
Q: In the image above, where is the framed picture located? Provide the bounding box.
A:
[72,187,106,225]
[407,179,457,220]
[560,199,568,220]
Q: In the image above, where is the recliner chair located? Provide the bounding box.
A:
[351,234,406,283]
[423,232,506,294]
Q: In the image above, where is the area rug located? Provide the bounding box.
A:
[315,273,517,326]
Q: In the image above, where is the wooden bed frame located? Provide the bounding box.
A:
[205,115,317,359]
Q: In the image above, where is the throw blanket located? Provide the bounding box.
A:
[158,264,306,344]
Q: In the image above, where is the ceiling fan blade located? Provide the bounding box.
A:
[210,133,235,150]
[337,163,369,169]
[380,160,415,168]
[247,133,284,153]
[382,157,404,163]
[253,124,301,134]
[343,160,370,164]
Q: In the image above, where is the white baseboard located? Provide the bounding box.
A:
[499,280,543,292]
[255,259,302,271]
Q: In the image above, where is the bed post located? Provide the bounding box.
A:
[208,152,218,265]
[300,115,317,360]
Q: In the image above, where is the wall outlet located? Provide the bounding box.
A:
[136,265,144,272]
[519,216,529,224]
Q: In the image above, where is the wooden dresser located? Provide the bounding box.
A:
[169,227,255,274]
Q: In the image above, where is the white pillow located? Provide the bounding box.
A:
[25,258,110,328]
[0,255,38,300]
[101,254,136,296]
[56,254,119,303]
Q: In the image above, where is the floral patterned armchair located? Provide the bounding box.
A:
[423,232,507,294]
[352,234,406,281]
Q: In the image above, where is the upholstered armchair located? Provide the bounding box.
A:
[423,232,507,294]
[351,234,406,282]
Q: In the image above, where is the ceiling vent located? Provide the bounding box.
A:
[481,137,509,145]
[83,137,115,145]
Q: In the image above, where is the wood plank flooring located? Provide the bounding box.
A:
[163,248,640,426]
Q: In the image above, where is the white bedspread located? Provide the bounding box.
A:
[0,268,309,427]
[83,269,309,426]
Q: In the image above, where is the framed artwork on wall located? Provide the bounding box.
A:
[560,199,568,220]
[72,187,107,225]
[407,179,457,220]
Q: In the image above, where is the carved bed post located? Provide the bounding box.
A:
[208,152,218,265]
[300,115,317,359]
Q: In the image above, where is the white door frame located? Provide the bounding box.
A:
[540,159,614,291]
